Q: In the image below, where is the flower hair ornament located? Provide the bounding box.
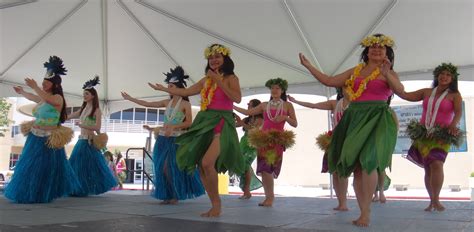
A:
[204,44,231,59]
[433,63,459,80]
[265,78,288,91]
[163,66,189,87]
[83,75,100,90]
[43,56,67,84]
[360,34,395,48]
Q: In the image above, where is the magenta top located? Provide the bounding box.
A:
[207,86,233,111]
[262,108,288,131]
[420,97,454,127]
[352,78,393,102]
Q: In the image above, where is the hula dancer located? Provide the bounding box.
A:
[299,34,402,227]
[234,99,263,199]
[5,56,81,203]
[234,78,297,207]
[121,66,204,204]
[149,44,245,217]
[387,63,463,211]
[68,76,117,196]
[288,88,349,211]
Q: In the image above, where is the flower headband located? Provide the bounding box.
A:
[265,78,288,91]
[204,44,231,59]
[360,35,395,48]
[433,63,459,80]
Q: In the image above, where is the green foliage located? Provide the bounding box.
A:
[0,98,12,137]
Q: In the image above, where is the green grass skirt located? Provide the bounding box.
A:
[328,101,397,177]
[176,109,245,175]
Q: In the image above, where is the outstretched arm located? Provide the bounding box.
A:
[288,95,335,110]
[233,103,264,116]
[149,78,204,97]
[121,92,168,108]
[299,53,353,87]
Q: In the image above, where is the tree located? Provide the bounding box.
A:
[0,98,12,137]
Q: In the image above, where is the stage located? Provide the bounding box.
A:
[0,190,472,232]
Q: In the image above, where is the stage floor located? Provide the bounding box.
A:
[0,190,472,232]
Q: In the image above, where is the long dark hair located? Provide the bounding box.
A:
[243,99,263,132]
[49,81,67,124]
[360,34,395,69]
[432,71,459,93]
[80,88,100,118]
[204,44,235,77]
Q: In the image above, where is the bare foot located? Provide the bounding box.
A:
[200,206,221,217]
[424,203,433,212]
[372,195,379,202]
[333,205,349,211]
[432,202,445,212]
[159,200,170,205]
[238,193,252,200]
[168,199,178,205]
[379,194,386,204]
[258,198,273,207]
[352,215,370,227]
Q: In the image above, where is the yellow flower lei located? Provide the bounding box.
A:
[204,45,231,58]
[344,63,380,101]
[360,35,395,48]
[200,77,221,111]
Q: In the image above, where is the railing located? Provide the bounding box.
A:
[125,147,154,191]
[11,119,163,137]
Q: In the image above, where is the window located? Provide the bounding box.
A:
[134,108,146,121]
[110,111,121,120]
[10,125,20,138]
[146,109,158,122]
[9,153,19,168]
[158,109,165,122]
[122,108,134,120]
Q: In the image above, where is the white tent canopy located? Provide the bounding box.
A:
[1,0,473,113]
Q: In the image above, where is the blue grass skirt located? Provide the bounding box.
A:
[69,139,118,196]
[152,135,204,200]
[4,134,81,203]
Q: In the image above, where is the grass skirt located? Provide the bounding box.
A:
[237,133,262,191]
[4,134,81,203]
[176,109,245,175]
[328,101,397,177]
[152,135,205,200]
[69,139,118,196]
[405,121,462,168]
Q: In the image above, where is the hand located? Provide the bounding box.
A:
[235,115,243,126]
[273,115,288,123]
[13,86,24,94]
[148,82,166,91]
[380,57,392,77]
[143,125,151,131]
[121,91,135,101]
[447,124,460,136]
[299,53,311,68]
[287,95,296,102]
[206,69,223,82]
[25,78,38,89]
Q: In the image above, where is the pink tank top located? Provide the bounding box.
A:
[352,78,393,102]
[420,97,454,127]
[262,108,288,131]
[207,87,233,110]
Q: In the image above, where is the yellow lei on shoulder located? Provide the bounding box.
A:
[344,63,380,101]
[200,77,219,111]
